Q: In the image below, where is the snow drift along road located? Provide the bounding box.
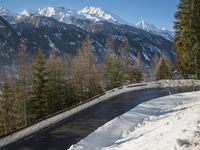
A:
[69,91,200,150]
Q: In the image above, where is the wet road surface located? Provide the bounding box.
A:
[2,86,199,150]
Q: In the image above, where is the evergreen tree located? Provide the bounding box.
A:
[132,65,143,83]
[155,57,172,80]
[31,48,48,120]
[131,52,143,83]
[174,0,200,79]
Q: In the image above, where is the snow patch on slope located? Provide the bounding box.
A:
[44,35,60,53]
[136,20,175,41]
[19,9,36,16]
[0,6,16,23]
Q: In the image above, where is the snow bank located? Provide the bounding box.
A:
[69,91,200,150]
[0,80,200,148]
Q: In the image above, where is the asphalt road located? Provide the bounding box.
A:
[2,86,199,150]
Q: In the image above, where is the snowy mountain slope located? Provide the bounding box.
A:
[72,20,175,66]
[17,6,128,25]
[16,9,38,19]
[0,6,174,41]
[0,6,16,23]
[0,6,14,16]
[69,91,200,150]
[26,7,175,41]
[0,16,20,74]
[11,14,175,72]
[136,20,158,32]
[13,15,94,55]
[37,7,78,24]
[136,20,175,41]
[78,6,128,24]
[8,13,175,71]
[0,5,175,74]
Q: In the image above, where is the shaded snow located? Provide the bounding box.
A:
[69,88,200,150]
[102,92,200,150]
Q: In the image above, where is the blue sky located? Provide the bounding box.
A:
[0,0,179,30]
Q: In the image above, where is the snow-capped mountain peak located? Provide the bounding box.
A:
[136,20,158,32]
[79,6,115,21]
[39,7,56,17]
[30,6,129,25]
[0,6,17,24]
[38,6,76,17]
[20,9,37,16]
[0,6,15,16]
[37,6,77,24]
[78,6,128,24]
[136,19,174,41]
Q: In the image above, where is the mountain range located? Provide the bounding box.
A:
[0,6,175,77]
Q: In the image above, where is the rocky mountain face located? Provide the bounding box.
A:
[135,20,175,41]
[0,16,20,75]
[0,6,175,77]
[73,19,175,65]
[13,15,89,55]
[0,6,16,23]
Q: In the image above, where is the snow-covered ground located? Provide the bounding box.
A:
[69,91,200,150]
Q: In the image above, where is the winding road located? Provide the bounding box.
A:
[2,86,199,150]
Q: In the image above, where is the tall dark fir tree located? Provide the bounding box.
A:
[155,57,172,80]
[31,48,48,120]
[174,0,200,79]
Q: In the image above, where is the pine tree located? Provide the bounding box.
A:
[174,0,200,79]
[130,52,143,83]
[155,57,172,80]
[191,0,200,79]
[31,48,48,120]
[132,65,143,83]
